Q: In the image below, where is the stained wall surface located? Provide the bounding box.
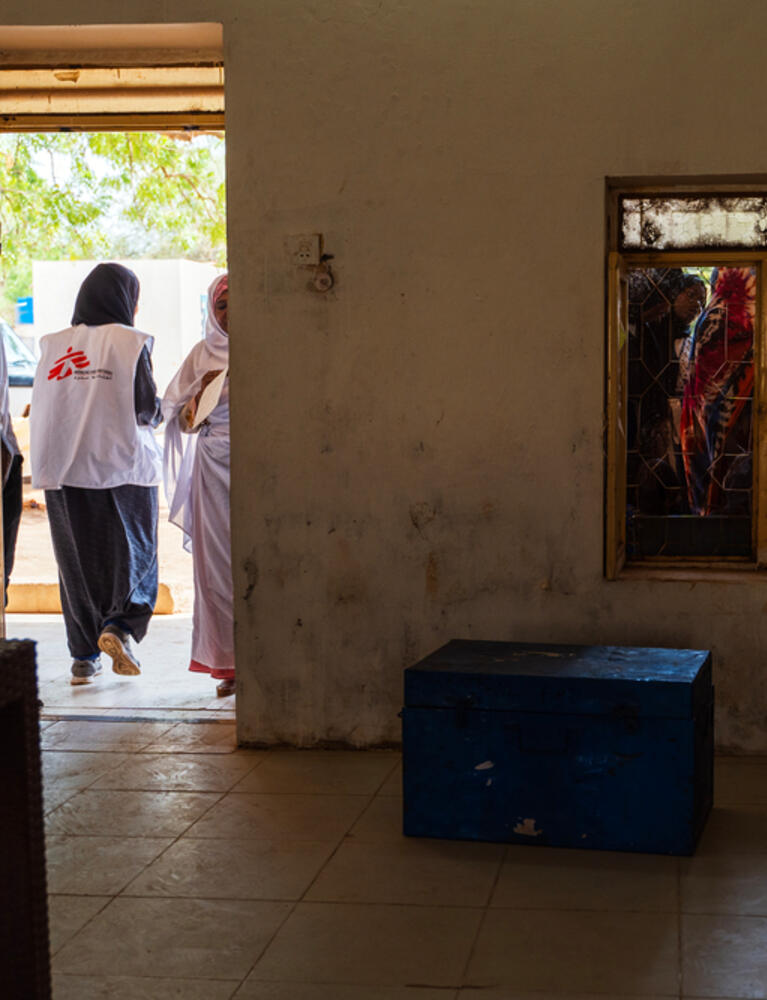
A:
[3,0,767,751]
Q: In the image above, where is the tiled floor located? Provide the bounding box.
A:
[42,724,767,999]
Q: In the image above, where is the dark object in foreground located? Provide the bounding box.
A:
[402,639,713,855]
[0,639,51,998]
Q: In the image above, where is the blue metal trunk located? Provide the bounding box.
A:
[402,640,713,855]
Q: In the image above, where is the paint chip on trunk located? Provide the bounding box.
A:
[513,817,543,837]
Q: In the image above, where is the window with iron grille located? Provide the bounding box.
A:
[606,186,767,577]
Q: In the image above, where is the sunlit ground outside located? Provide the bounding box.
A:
[9,480,235,720]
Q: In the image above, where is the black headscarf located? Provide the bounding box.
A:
[71,262,140,327]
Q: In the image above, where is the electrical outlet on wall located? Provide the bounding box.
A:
[286,233,321,267]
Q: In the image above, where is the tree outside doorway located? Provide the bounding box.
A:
[0,130,226,319]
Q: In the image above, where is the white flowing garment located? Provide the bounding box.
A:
[162,278,233,674]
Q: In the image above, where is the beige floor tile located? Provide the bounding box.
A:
[466,909,679,994]
[235,984,455,999]
[306,837,504,906]
[251,901,481,988]
[141,721,240,754]
[458,994,674,999]
[43,750,130,789]
[124,837,335,900]
[695,806,767,856]
[347,795,404,841]
[53,975,237,999]
[46,788,220,838]
[715,757,767,809]
[232,750,399,795]
[44,784,84,814]
[185,792,369,842]
[90,752,259,792]
[43,751,129,813]
[53,897,291,980]
[378,761,402,796]
[47,894,111,955]
[682,913,767,997]
[682,852,767,915]
[41,721,174,751]
[491,845,678,912]
[46,835,172,895]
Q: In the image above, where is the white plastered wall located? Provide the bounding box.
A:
[3,0,767,751]
[29,260,217,391]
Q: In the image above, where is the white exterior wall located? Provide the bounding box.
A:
[4,1,767,751]
[30,259,218,393]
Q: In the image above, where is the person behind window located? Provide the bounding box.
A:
[680,267,755,516]
[628,269,706,515]
[162,273,234,698]
[29,263,163,685]
[0,331,23,598]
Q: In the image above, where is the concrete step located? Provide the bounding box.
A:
[6,581,175,614]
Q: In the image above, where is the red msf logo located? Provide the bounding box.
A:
[48,347,90,381]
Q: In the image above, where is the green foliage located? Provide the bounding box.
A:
[0,131,226,320]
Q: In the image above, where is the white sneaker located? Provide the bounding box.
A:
[70,658,103,685]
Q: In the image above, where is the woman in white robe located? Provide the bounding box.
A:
[163,274,234,696]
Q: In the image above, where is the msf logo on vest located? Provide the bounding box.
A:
[48,347,90,381]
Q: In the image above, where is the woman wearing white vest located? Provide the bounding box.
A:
[30,263,163,685]
[163,273,234,697]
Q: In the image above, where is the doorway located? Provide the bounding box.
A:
[0,24,233,723]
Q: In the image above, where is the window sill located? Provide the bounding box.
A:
[619,563,767,584]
